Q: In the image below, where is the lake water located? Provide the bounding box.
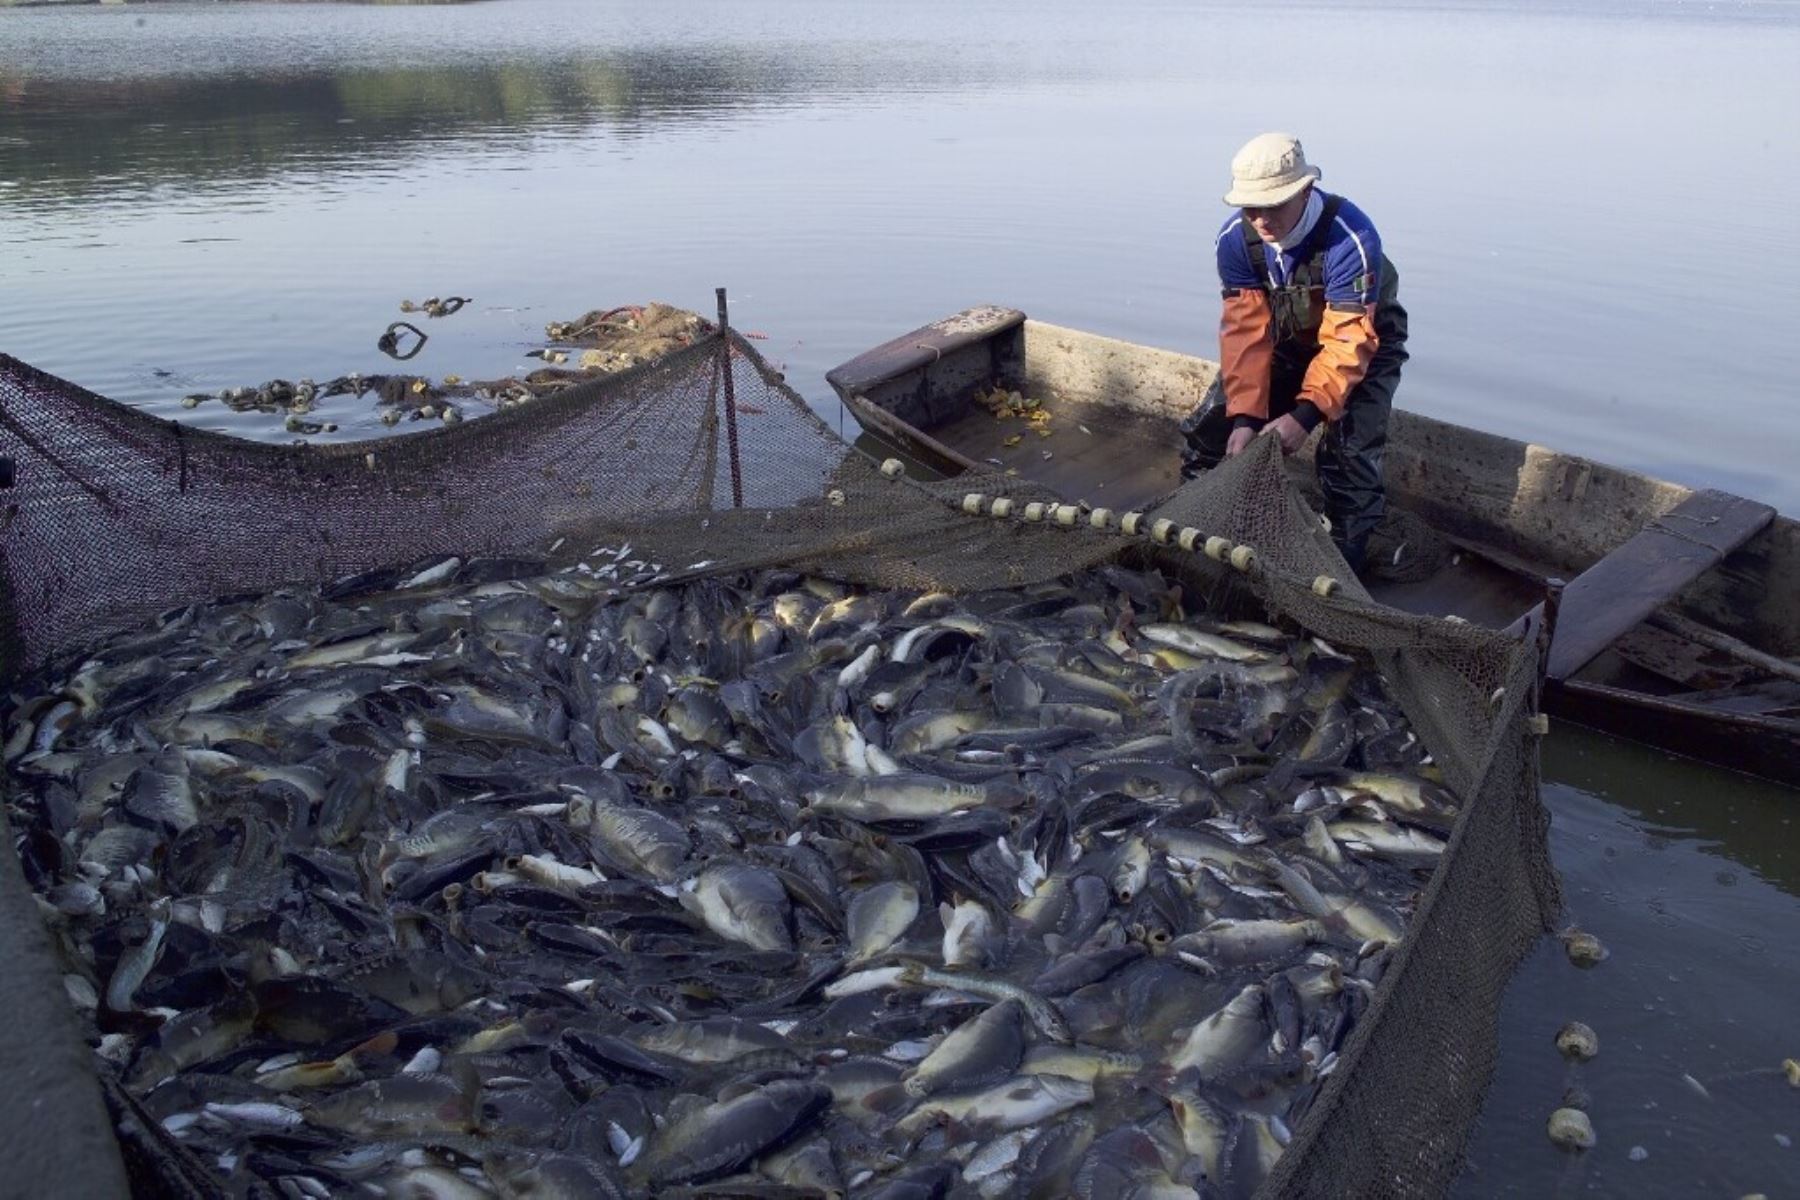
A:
[3,0,1798,1193]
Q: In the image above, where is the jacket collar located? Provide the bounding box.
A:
[1268,189,1326,254]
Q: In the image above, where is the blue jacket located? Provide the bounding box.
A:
[1214,191,1384,426]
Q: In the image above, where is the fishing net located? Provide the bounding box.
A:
[0,331,1559,1198]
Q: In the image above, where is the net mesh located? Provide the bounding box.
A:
[0,332,1560,1198]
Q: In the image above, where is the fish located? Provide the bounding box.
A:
[896,1073,1095,1137]
[1326,818,1448,866]
[1167,984,1269,1080]
[6,551,1450,1197]
[640,1079,831,1184]
[846,880,920,964]
[1173,917,1328,968]
[1138,624,1272,663]
[941,896,1000,968]
[587,793,690,883]
[903,999,1027,1097]
[679,862,794,952]
[104,911,169,1013]
[809,774,1007,821]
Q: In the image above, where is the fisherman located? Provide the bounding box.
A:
[1181,132,1409,575]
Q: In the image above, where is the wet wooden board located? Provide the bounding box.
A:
[1546,489,1776,682]
[930,399,1185,512]
[1609,621,1764,691]
[826,306,1025,396]
[1660,679,1800,717]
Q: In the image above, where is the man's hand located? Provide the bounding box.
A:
[1225,426,1257,458]
[1260,413,1311,455]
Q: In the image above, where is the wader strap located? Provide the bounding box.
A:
[1242,219,1272,289]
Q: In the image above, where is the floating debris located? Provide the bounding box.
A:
[398,296,471,319]
[172,303,712,439]
[8,559,1454,1197]
[376,321,428,361]
[543,302,709,361]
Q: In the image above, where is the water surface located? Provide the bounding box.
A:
[3,2,1799,1193]
[1458,726,1800,1197]
[3,0,1798,506]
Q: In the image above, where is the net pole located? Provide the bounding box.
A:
[715,287,745,508]
[1531,576,1566,711]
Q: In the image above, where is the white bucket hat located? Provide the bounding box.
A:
[1223,132,1322,208]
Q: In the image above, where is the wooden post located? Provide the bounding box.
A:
[1533,577,1566,721]
[715,287,744,509]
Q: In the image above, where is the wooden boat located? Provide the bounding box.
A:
[827,306,1800,787]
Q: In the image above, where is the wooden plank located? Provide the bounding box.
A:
[1647,607,1800,687]
[1607,621,1763,690]
[1546,489,1776,681]
[1659,679,1800,717]
[843,394,982,474]
[825,306,1024,397]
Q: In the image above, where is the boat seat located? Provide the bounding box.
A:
[1546,489,1776,682]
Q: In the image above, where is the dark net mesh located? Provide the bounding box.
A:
[0,333,1559,1198]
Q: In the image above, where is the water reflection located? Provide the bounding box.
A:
[1,49,883,207]
[1543,725,1800,897]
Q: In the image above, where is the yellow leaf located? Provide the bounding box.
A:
[1003,434,1023,447]
[410,379,427,394]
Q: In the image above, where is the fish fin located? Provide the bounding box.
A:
[349,1029,399,1060]
[939,1114,975,1146]
[863,1083,913,1117]
[446,1054,483,1103]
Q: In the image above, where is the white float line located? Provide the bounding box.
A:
[859,457,1265,579]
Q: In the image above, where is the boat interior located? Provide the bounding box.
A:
[828,307,1800,781]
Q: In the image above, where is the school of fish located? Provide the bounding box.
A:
[5,545,1457,1199]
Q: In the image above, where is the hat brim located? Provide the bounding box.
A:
[1223,166,1320,208]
